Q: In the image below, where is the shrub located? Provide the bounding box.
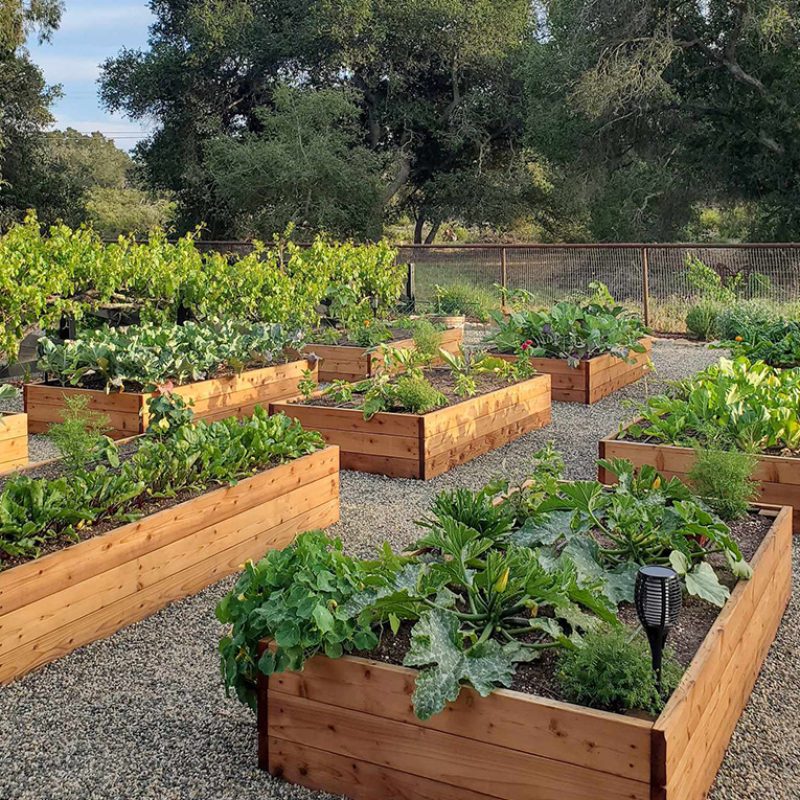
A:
[556,626,683,714]
[685,302,719,340]
[432,282,495,321]
[408,319,444,361]
[392,375,447,414]
[688,448,758,521]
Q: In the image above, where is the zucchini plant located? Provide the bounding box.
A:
[218,451,751,720]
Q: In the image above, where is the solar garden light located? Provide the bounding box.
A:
[634,565,683,694]
[369,294,380,314]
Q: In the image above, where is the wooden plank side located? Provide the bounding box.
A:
[652,506,792,794]
[0,498,340,685]
[423,378,551,453]
[0,447,339,615]
[340,451,421,479]
[424,408,552,479]
[269,694,650,800]
[24,383,145,413]
[270,402,420,438]
[423,375,551,437]
[0,474,338,657]
[0,413,27,442]
[269,737,500,800]
[270,656,653,782]
[26,403,143,438]
[170,360,313,401]
[306,428,419,460]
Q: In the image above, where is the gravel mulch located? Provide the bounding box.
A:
[1,339,798,799]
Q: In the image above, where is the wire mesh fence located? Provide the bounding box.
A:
[396,244,800,332]
[194,240,800,333]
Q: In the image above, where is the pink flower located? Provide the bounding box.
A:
[521,340,533,352]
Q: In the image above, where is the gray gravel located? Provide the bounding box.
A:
[1,339,798,799]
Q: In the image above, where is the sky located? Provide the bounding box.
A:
[26,1,156,151]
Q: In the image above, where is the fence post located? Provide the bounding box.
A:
[500,247,508,291]
[641,247,651,327]
[406,262,416,312]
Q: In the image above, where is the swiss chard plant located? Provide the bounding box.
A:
[622,357,800,455]
[0,400,323,567]
[486,285,648,366]
[37,319,305,392]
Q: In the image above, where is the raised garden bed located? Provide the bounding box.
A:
[270,372,552,479]
[304,327,463,382]
[24,359,315,439]
[0,412,27,472]
[258,501,791,800]
[0,444,339,685]
[599,427,800,533]
[492,336,653,404]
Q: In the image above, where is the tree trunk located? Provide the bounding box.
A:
[424,220,441,244]
[413,214,426,244]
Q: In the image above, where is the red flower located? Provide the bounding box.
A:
[521,340,533,351]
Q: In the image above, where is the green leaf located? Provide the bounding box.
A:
[312,603,335,633]
[684,562,730,607]
[403,608,515,720]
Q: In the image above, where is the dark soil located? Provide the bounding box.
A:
[357,511,773,711]
[0,442,284,573]
[41,356,296,393]
[293,368,526,412]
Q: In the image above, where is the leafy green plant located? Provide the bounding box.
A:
[505,453,751,607]
[556,626,683,714]
[688,448,758,521]
[0,384,18,402]
[715,300,779,342]
[685,302,719,340]
[38,319,304,392]
[487,291,648,365]
[408,319,444,361]
[717,318,800,368]
[360,373,447,419]
[624,357,800,455]
[47,395,116,471]
[297,368,318,401]
[146,391,195,437]
[217,531,389,708]
[0,403,324,566]
[685,254,740,305]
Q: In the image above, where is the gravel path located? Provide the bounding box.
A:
[1,340,798,799]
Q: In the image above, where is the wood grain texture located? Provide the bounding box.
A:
[599,430,800,532]
[0,446,339,684]
[0,412,28,471]
[23,359,314,439]
[304,328,464,382]
[258,502,790,800]
[494,337,652,404]
[271,374,552,480]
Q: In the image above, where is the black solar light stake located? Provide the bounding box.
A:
[634,565,683,694]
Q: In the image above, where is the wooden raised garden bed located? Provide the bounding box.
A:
[0,445,340,685]
[24,359,316,439]
[303,327,463,383]
[0,412,27,472]
[270,373,552,480]
[599,428,800,533]
[493,336,653,404]
[257,501,791,800]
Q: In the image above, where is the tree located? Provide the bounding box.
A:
[205,86,384,240]
[0,0,63,227]
[525,0,800,241]
[100,0,539,241]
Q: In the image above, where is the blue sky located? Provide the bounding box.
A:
[26,1,156,151]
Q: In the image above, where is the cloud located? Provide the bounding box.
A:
[35,54,101,82]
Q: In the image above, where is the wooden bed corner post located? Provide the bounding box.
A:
[257,647,270,772]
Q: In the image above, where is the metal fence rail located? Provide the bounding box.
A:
[193,241,800,333]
